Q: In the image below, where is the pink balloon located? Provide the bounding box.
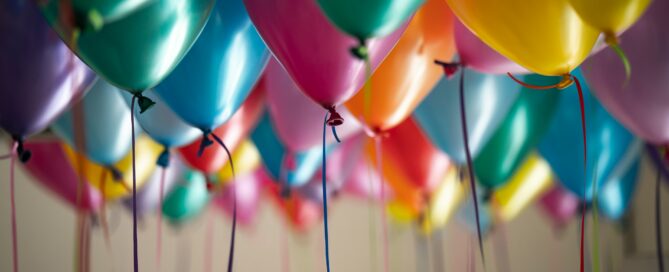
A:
[244,0,406,111]
[214,169,268,226]
[455,21,527,74]
[21,139,102,211]
[538,185,580,228]
[265,59,362,152]
[581,0,669,144]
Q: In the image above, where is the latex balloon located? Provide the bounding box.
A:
[244,0,405,111]
[264,177,322,232]
[22,139,101,211]
[342,158,393,201]
[39,0,215,92]
[216,140,261,184]
[454,21,527,75]
[122,156,188,217]
[178,87,265,174]
[316,0,421,41]
[538,71,639,200]
[52,79,135,165]
[387,200,420,224]
[0,0,94,138]
[62,136,162,200]
[492,153,553,222]
[155,0,269,130]
[597,154,640,220]
[265,59,362,152]
[345,0,456,132]
[421,166,464,234]
[538,186,580,228]
[474,76,560,189]
[121,89,200,149]
[446,0,599,76]
[457,189,492,235]
[162,170,209,223]
[414,70,521,164]
[581,0,669,144]
[569,0,650,35]
[214,169,267,227]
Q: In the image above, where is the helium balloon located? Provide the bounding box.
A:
[538,71,638,200]
[39,0,215,93]
[156,0,269,130]
[62,136,162,200]
[344,0,456,132]
[473,75,560,189]
[52,79,135,166]
[446,0,599,76]
[0,0,94,139]
[342,158,392,201]
[457,188,492,235]
[178,87,265,174]
[214,169,267,227]
[414,70,520,164]
[538,186,580,228]
[265,59,362,152]
[122,156,189,217]
[581,0,669,144]
[264,177,322,232]
[597,151,641,220]
[421,166,465,234]
[22,139,101,211]
[162,170,209,223]
[244,0,405,112]
[454,21,527,75]
[216,140,261,184]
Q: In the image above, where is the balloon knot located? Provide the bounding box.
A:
[326,107,344,126]
[12,136,31,163]
[108,166,123,181]
[507,73,573,90]
[134,93,155,113]
[280,185,292,199]
[206,181,216,193]
[350,38,369,60]
[482,189,494,203]
[157,148,170,168]
[197,131,214,157]
[434,60,461,79]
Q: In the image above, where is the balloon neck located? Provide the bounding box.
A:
[205,176,218,193]
[197,131,214,157]
[604,32,619,46]
[280,185,292,199]
[134,93,155,113]
[350,38,369,60]
[157,147,170,168]
[108,166,123,181]
[434,60,462,79]
[326,107,344,126]
[555,74,574,90]
[507,73,574,90]
[482,189,494,203]
[12,136,31,163]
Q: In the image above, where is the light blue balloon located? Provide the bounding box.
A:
[457,188,491,234]
[155,0,270,131]
[539,70,638,201]
[251,112,333,187]
[51,79,136,165]
[162,170,210,223]
[597,140,641,220]
[121,89,200,148]
[413,69,521,164]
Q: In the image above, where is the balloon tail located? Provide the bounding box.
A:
[657,168,666,272]
[571,75,588,272]
[9,141,19,272]
[209,133,237,272]
[374,137,390,272]
[204,214,214,272]
[130,95,139,272]
[157,167,167,272]
[363,54,372,123]
[321,111,333,272]
[350,38,369,60]
[434,60,461,79]
[605,34,631,84]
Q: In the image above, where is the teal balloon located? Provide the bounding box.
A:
[162,170,209,223]
[539,71,639,201]
[413,70,521,164]
[251,113,333,187]
[316,0,423,40]
[597,143,641,220]
[39,0,215,92]
[121,89,200,148]
[51,79,136,165]
[155,0,269,130]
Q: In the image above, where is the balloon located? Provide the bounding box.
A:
[121,89,200,149]
[342,158,393,201]
[155,0,269,130]
[52,79,135,165]
[581,0,669,144]
[244,0,405,111]
[421,166,465,234]
[264,177,322,232]
[454,21,527,74]
[178,87,265,174]
[473,76,560,189]
[162,170,209,223]
[597,154,640,220]
[39,0,215,92]
[216,140,262,184]
[413,70,520,164]
[214,169,268,226]
[569,0,650,35]
[21,139,101,211]
[62,136,162,200]
[0,0,94,138]
[538,71,640,200]
[492,153,553,222]
[445,0,599,76]
[122,156,189,217]
[344,0,456,132]
[265,59,361,152]
[457,188,492,235]
[538,186,580,228]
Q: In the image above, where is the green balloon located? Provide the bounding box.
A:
[473,75,561,190]
[39,0,215,92]
[162,171,209,223]
[316,0,423,41]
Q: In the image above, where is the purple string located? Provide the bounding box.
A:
[131,95,139,272]
[656,167,665,272]
[322,111,332,272]
[209,133,237,272]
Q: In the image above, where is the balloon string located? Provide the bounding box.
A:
[592,163,600,272]
[209,133,237,272]
[157,167,167,272]
[647,145,669,182]
[9,141,19,272]
[459,68,485,266]
[204,214,214,272]
[281,227,290,272]
[656,167,666,272]
[130,95,139,272]
[83,216,91,272]
[374,136,389,272]
[321,111,332,272]
[573,75,588,272]
[363,56,372,122]
[605,34,631,83]
[367,162,379,272]
[507,73,565,90]
[99,170,112,252]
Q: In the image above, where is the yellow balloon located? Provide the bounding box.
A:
[387,200,419,224]
[62,136,162,200]
[446,0,600,76]
[420,166,465,234]
[569,0,651,35]
[216,140,261,184]
[491,153,553,221]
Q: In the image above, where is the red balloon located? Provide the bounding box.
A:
[263,175,321,232]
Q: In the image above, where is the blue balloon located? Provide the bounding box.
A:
[52,79,136,165]
[538,70,638,201]
[597,140,642,220]
[414,69,521,164]
[251,112,333,187]
[155,0,270,131]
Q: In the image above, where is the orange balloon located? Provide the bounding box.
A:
[345,0,456,132]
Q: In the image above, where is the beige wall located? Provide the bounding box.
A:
[1,143,668,272]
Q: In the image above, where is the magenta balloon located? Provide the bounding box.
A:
[214,169,267,226]
[582,0,669,143]
[265,59,362,152]
[538,185,579,228]
[21,140,102,211]
[454,21,527,74]
[244,0,405,109]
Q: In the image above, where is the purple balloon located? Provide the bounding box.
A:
[582,0,669,144]
[0,1,94,137]
[122,156,187,217]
